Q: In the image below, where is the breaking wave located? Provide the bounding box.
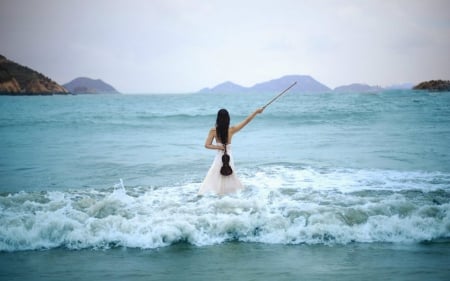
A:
[1,166,449,251]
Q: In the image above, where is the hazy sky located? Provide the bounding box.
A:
[1,0,449,93]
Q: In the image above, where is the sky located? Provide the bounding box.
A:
[0,0,449,93]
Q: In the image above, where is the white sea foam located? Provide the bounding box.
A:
[0,166,449,251]
[242,165,450,192]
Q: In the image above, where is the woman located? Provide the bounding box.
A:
[198,108,264,195]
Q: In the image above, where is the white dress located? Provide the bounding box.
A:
[198,144,244,195]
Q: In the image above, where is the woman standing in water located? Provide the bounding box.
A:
[198,108,264,195]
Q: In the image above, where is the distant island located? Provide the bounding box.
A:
[2,53,447,95]
[0,55,119,95]
[0,54,68,95]
[333,83,383,93]
[199,75,330,94]
[413,80,450,91]
[63,77,120,94]
[199,75,416,94]
[386,83,414,90]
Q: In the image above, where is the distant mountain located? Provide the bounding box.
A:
[251,75,330,93]
[333,83,382,93]
[63,77,120,94]
[386,83,413,90]
[199,81,247,93]
[199,75,330,94]
[0,54,68,95]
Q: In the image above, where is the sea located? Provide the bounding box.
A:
[0,90,449,281]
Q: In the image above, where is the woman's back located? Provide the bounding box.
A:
[212,128,236,144]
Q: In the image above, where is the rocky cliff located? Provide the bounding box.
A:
[0,55,68,95]
[413,80,450,91]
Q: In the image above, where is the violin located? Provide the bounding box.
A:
[220,145,233,176]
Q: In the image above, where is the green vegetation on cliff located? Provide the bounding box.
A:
[0,55,68,95]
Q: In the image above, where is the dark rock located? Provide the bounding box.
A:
[413,80,450,91]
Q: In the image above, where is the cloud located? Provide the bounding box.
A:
[0,0,449,92]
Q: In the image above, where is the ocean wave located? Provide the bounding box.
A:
[1,167,449,251]
[242,165,450,193]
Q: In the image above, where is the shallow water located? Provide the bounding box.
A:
[1,242,449,281]
[0,91,449,279]
[1,91,450,193]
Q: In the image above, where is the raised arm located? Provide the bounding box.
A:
[231,108,264,134]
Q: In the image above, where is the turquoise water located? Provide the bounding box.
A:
[2,91,450,192]
[1,243,449,281]
[0,90,449,280]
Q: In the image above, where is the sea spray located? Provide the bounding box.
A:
[1,165,449,251]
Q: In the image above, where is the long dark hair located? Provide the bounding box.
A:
[216,109,230,144]
[216,109,233,176]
